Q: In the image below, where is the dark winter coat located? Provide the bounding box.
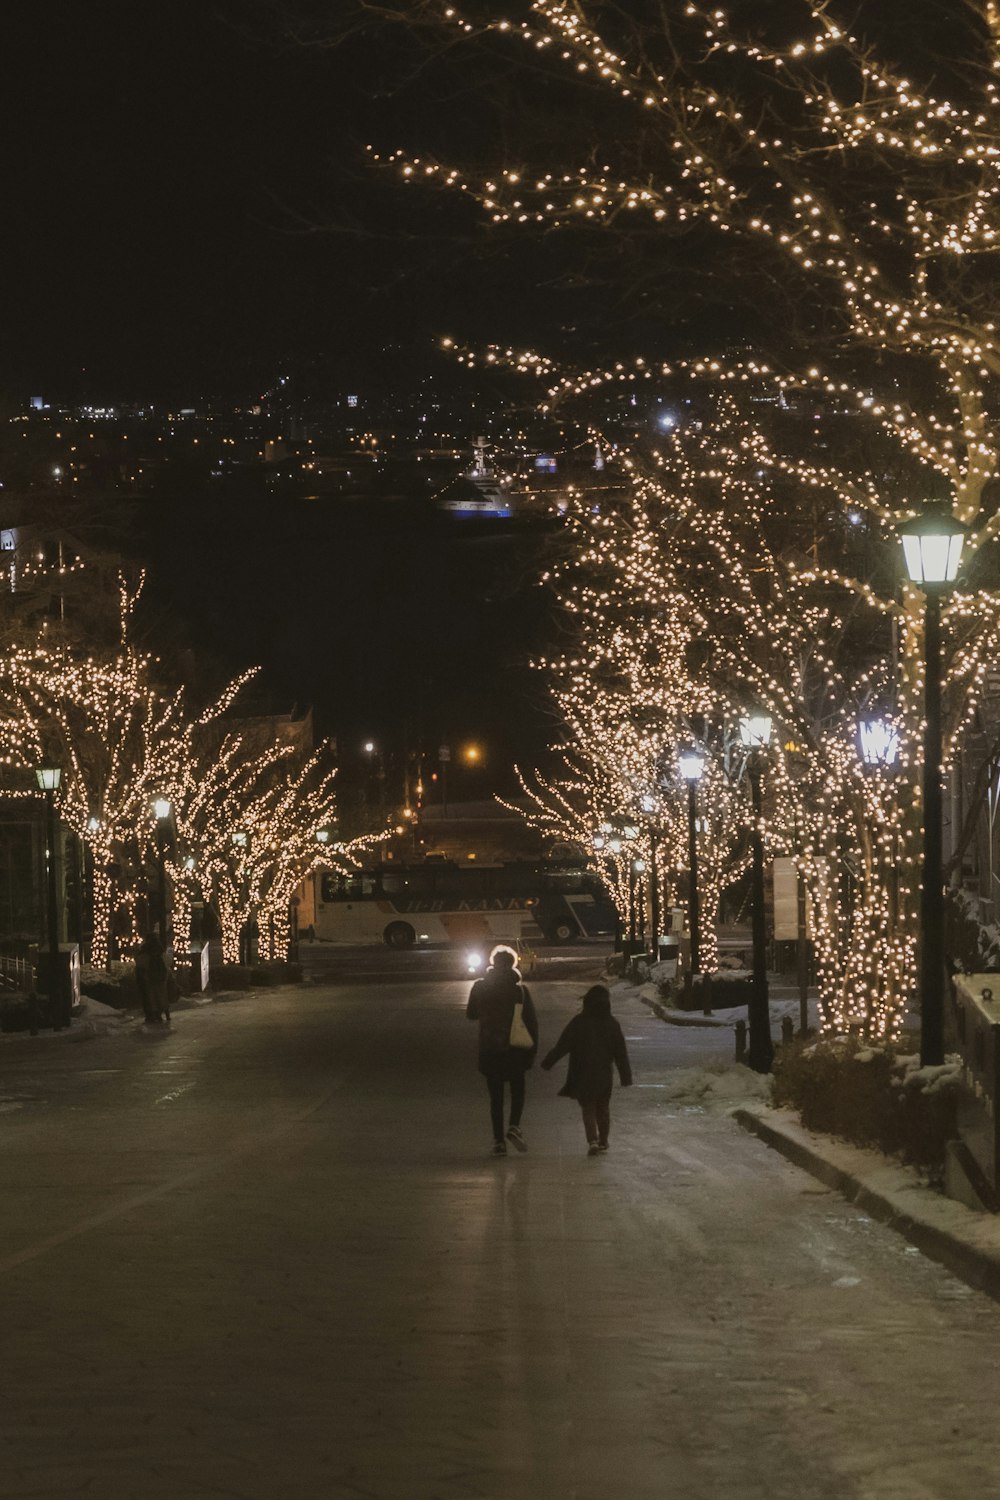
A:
[541,989,632,1102]
[466,969,539,1079]
[135,935,170,1024]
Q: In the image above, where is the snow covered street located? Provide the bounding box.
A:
[2,976,999,1498]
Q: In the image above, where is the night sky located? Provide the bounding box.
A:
[2,4,365,398]
[0,4,574,786]
[0,3,562,401]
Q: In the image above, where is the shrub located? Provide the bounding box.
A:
[80,963,139,1011]
[772,1035,960,1173]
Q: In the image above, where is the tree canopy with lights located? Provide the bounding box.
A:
[360,0,1000,1033]
[0,580,361,967]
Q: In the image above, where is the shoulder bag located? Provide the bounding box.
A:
[509,988,534,1049]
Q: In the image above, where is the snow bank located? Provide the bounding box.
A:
[661,1062,773,1111]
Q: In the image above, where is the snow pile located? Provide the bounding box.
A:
[892,1051,962,1096]
[645,960,676,985]
[662,1062,773,1111]
[82,996,128,1021]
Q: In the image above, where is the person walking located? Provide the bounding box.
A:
[466,944,538,1156]
[541,984,632,1155]
[135,932,171,1026]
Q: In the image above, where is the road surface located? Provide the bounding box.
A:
[1,975,998,1498]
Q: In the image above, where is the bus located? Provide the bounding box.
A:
[311,862,617,949]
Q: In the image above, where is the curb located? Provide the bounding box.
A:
[638,993,731,1029]
[734,1106,1000,1302]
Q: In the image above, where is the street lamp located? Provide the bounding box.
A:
[152,797,172,943]
[859,715,902,941]
[858,718,900,769]
[739,715,774,1073]
[679,749,706,993]
[900,505,968,1066]
[36,766,65,1028]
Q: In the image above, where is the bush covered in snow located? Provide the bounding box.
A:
[772,1036,960,1173]
[80,962,139,1010]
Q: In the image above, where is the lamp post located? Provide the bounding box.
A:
[900,506,967,1067]
[739,716,774,1073]
[230,830,257,963]
[36,766,64,1027]
[619,822,640,946]
[606,831,625,948]
[858,714,902,946]
[288,893,300,963]
[438,744,451,817]
[633,858,647,947]
[641,791,662,957]
[679,750,706,990]
[152,797,172,944]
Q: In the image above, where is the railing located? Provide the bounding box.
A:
[0,954,34,992]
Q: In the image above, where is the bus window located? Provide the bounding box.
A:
[320,871,370,902]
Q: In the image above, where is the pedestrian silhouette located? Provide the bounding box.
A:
[466,944,538,1155]
[542,985,632,1155]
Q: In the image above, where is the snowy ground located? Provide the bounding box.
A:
[610,971,1000,1301]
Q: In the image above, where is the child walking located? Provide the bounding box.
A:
[541,985,632,1155]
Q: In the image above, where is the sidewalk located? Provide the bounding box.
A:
[734,1105,1000,1299]
[618,971,1000,1301]
[0,984,290,1046]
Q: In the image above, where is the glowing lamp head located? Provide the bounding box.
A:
[466,949,485,976]
[679,749,706,783]
[859,719,900,768]
[899,505,966,588]
[315,829,331,845]
[739,715,772,750]
[633,857,646,874]
[608,837,623,855]
[592,833,606,851]
[152,797,172,821]
[35,766,61,792]
[363,740,376,755]
[231,830,248,849]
